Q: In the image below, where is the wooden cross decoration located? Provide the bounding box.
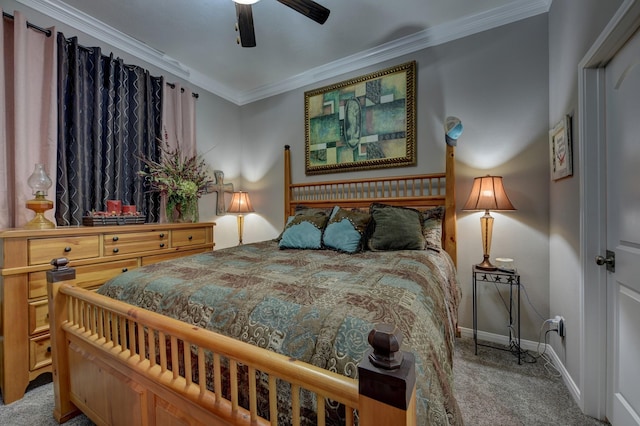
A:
[206,170,234,215]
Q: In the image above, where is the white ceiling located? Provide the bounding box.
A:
[17,0,550,105]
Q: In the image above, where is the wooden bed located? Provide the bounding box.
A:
[47,144,459,425]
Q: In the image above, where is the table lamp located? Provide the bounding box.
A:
[227,191,254,244]
[25,163,55,229]
[463,175,515,270]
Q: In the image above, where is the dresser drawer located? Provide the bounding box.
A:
[29,258,139,299]
[28,299,50,335]
[172,228,207,247]
[28,236,100,265]
[29,335,52,370]
[104,230,169,256]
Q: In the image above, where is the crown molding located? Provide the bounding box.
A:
[238,0,552,104]
[17,0,551,106]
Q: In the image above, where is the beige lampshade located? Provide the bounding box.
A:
[227,191,255,214]
[463,175,516,211]
[464,175,515,271]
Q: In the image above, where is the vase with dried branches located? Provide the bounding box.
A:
[138,143,210,223]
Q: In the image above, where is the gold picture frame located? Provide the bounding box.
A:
[549,115,573,181]
[304,61,416,175]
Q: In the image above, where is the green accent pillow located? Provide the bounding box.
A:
[367,203,426,251]
[278,214,329,249]
[323,207,371,253]
[422,206,444,250]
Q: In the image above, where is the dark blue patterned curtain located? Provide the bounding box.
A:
[56,34,163,225]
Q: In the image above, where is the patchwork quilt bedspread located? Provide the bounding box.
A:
[98,240,462,425]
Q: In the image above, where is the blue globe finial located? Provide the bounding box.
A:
[444,116,463,146]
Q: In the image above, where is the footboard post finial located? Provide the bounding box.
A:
[47,257,81,423]
[358,324,417,426]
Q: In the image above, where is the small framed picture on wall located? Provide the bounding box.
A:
[549,115,573,181]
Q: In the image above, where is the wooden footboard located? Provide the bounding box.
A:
[47,260,417,426]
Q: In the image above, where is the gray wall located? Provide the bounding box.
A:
[236,14,551,342]
[547,0,623,403]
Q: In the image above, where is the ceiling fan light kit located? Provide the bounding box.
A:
[234,0,330,48]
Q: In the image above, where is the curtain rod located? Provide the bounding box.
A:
[166,82,199,99]
[2,11,51,37]
[4,12,198,100]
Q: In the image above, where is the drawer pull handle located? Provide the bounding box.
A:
[113,248,119,253]
[64,246,72,252]
[188,235,193,240]
[122,268,128,272]
[112,236,119,241]
[47,346,51,353]
[160,243,165,248]
[159,233,165,238]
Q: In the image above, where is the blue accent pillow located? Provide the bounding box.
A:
[278,214,329,249]
[323,207,371,253]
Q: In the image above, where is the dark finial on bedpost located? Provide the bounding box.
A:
[47,257,76,282]
[358,324,417,419]
[284,145,290,150]
[367,323,403,369]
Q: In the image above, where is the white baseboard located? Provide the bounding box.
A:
[458,327,581,406]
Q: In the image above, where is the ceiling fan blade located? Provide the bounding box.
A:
[235,3,256,47]
[276,0,330,25]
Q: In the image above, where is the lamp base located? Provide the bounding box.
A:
[236,214,245,245]
[25,198,55,229]
[475,256,497,271]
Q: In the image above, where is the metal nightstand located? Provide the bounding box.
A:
[472,266,522,364]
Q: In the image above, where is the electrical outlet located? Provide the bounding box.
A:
[551,315,565,338]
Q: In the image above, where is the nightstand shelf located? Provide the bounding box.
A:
[472,266,522,364]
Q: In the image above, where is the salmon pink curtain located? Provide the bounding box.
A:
[158,82,197,222]
[0,10,57,229]
[162,82,197,156]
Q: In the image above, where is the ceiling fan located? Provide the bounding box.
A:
[233,0,330,48]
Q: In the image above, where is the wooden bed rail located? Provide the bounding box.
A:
[47,259,417,426]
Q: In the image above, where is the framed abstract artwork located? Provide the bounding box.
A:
[304,61,416,175]
[549,115,573,181]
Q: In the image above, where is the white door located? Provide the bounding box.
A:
[604,26,640,426]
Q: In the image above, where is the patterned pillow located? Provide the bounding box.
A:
[422,206,444,250]
[323,207,371,253]
[367,203,426,251]
[278,214,329,249]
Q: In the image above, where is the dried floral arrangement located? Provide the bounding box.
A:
[138,142,210,222]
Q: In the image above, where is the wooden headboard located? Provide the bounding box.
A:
[283,145,457,265]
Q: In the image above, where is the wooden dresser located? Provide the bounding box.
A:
[0,222,215,404]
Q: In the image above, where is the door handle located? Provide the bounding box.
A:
[595,250,615,272]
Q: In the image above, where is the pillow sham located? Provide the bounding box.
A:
[367,203,425,251]
[323,207,371,253]
[278,214,329,249]
[422,206,444,250]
